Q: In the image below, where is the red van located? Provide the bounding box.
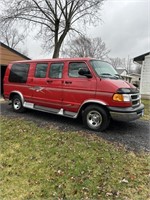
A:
[3,58,144,131]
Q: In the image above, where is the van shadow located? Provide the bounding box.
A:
[25,109,137,134]
[26,109,150,152]
[2,103,149,152]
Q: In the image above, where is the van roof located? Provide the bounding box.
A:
[10,57,95,64]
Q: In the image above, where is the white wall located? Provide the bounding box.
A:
[120,70,127,76]
[140,55,150,97]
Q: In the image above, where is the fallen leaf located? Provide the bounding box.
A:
[119,178,129,183]
[106,192,113,196]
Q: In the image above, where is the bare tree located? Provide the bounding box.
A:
[109,57,125,69]
[109,56,133,73]
[61,36,110,60]
[0,0,104,58]
[62,36,92,57]
[0,23,26,49]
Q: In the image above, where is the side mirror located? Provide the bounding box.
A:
[78,68,92,78]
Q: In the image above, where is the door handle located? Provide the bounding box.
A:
[47,80,53,83]
[65,81,72,84]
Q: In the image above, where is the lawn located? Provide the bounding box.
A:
[142,99,150,121]
[0,116,149,200]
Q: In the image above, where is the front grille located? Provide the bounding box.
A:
[130,93,141,107]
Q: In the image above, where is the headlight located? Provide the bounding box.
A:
[122,94,131,101]
[113,94,130,102]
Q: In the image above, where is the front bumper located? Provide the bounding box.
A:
[108,104,144,121]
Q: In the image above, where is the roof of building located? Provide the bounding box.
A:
[133,52,150,64]
[0,42,30,60]
[116,68,127,75]
[129,73,140,77]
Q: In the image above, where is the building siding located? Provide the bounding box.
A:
[140,55,150,96]
[0,46,29,65]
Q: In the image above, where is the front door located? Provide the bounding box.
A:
[62,61,96,113]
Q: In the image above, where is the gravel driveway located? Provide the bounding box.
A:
[1,102,150,153]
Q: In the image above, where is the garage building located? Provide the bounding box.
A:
[0,42,30,94]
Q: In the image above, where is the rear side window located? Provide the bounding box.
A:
[49,63,64,78]
[35,63,48,78]
[9,63,30,83]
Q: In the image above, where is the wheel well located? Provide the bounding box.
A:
[9,92,18,100]
[78,102,109,117]
[9,92,24,103]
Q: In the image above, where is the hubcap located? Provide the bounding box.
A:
[87,110,102,128]
[13,99,21,110]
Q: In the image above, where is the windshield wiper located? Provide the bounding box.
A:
[100,73,122,79]
[100,73,113,76]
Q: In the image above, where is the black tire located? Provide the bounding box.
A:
[82,105,110,131]
[12,95,26,113]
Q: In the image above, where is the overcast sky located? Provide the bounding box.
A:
[25,0,150,59]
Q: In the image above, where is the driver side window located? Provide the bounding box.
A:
[69,62,88,78]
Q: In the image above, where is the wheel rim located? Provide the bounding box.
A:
[13,99,21,110]
[87,110,102,128]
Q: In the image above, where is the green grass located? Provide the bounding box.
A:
[0,116,149,200]
[142,99,150,121]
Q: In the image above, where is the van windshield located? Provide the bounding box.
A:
[90,60,121,79]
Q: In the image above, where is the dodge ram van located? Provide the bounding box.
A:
[3,58,144,131]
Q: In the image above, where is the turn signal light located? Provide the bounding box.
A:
[113,94,124,101]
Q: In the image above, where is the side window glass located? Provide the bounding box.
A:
[35,63,48,78]
[9,63,30,83]
[69,62,88,77]
[49,63,64,78]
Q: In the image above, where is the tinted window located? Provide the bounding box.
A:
[35,63,48,78]
[9,63,30,83]
[69,62,88,77]
[49,63,64,78]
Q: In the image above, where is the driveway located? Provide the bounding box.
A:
[1,102,150,153]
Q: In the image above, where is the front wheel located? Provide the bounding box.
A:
[82,105,110,131]
[12,95,26,113]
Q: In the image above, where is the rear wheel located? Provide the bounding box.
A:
[12,95,26,113]
[82,105,110,131]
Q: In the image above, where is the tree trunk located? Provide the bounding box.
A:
[52,25,69,58]
[52,43,61,58]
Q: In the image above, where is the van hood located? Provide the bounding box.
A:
[108,79,134,88]
[99,79,136,93]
